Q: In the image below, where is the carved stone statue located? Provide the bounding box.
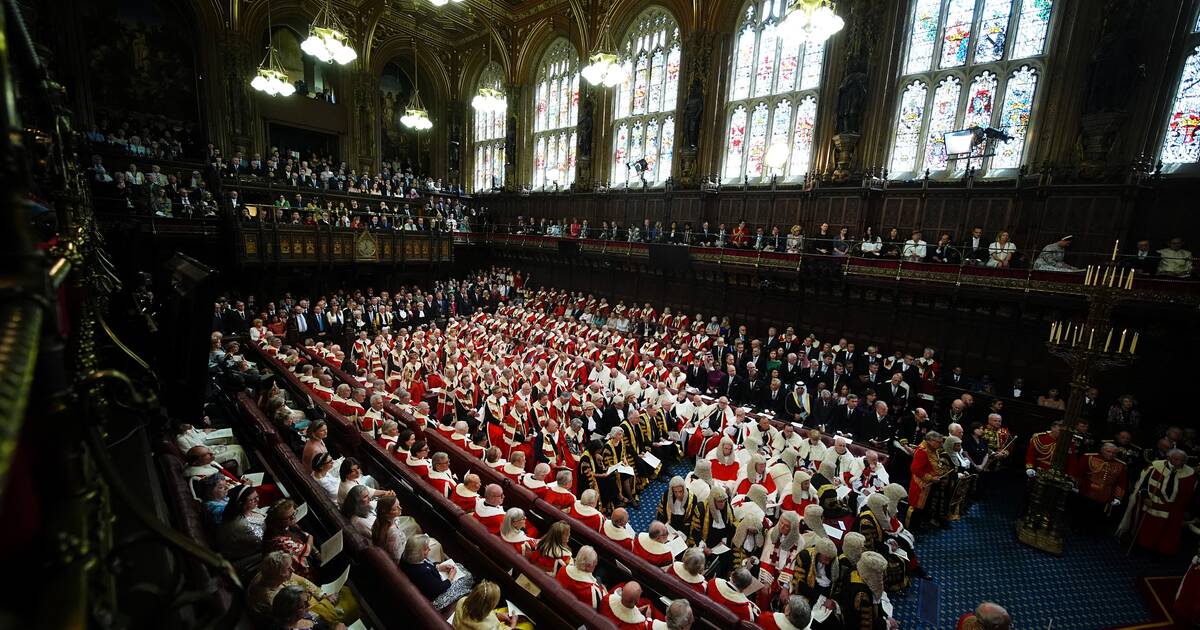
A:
[505,115,516,167]
[683,78,704,149]
[577,96,594,159]
[836,60,868,134]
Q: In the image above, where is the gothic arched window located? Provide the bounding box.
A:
[610,7,681,187]
[721,0,826,184]
[472,63,506,193]
[531,38,580,191]
[1158,13,1200,167]
[888,0,1054,178]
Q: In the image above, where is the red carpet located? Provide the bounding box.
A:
[1105,576,1184,630]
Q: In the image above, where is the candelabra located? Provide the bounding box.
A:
[1018,242,1138,555]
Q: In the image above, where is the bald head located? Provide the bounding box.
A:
[484,483,503,505]
[611,507,629,527]
[621,582,642,608]
[975,602,1011,630]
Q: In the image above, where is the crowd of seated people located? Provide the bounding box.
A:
[201,267,1198,626]
[230,189,478,233]
[86,153,219,217]
[83,112,201,160]
[504,219,1195,278]
[218,144,464,197]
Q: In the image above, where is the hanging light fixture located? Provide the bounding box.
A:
[251,0,296,96]
[778,0,845,45]
[472,25,507,114]
[429,0,464,5]
[401,40,433,130]
[301,0,358,65]
[581,14,628,87]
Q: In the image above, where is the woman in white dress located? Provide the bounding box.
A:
[987,231,1017,268]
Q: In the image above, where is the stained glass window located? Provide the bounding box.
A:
[1012,0,1052,58]
[940,0,975,68]
[471,62,506,193]
[891,0,1054,176]
[725,106,748,179]
[659,118,676,180]
[1160,45,1200,164]
[905,0,943,74]
[974,0,1012,63]
[610,7,681,186]
[891,81,928,173]
[531,38,579,190]
[788,96,817,178]
[963,71,998,167]
[922,77,962,171]
[722,0,825,183]
[993,65,1037,168]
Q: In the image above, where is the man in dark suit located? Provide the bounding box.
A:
[881,373,911,410]
[780,353,804,385]
[723,365,748,405]
[763,327,781,353]
[800,363,823,393]
[210,302,226,334]
[941,366,970,390]
[746,345,769,376]
[999,377,1028,401]
[810,390,837,428]
[780,331,803,358]
[1128,240,1159,275]
[745,366,766,407]
[854,401,892,443]
[893,355,921,388]
[600,397,628,437]
[836,343,857,369]
[762,378,788,416]
[711,338,732,364]
[830,394,864,436]
[962,226,988,265]
[309,305,330,341]
[686,359,708,391]
[855,345,883,374]
[285,305,310,345]
[828,364,850,395]
[222,300,250,334]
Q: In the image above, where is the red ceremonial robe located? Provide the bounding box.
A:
[556,565,607,609]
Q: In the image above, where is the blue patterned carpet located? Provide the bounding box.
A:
[627,466,1191,630]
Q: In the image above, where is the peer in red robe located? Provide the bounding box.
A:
[706,576,758,622]
[556,564,607,609]
[451,482,479,513]
[633,532,674,568]
[1119,457,1197,555]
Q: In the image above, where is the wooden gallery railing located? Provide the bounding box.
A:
[233,222,454,267]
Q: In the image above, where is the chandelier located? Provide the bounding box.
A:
[429,0,464,5]
[301,0,358,65]
[472,32,507,113]
[581,19,627,87]
[472,86,506,113]
[251,1,295,96]
[401,41,433,130]
[778,0,845,45]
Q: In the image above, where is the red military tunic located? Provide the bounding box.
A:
[1024,431,1058,473]
[1077,454,1127,504]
